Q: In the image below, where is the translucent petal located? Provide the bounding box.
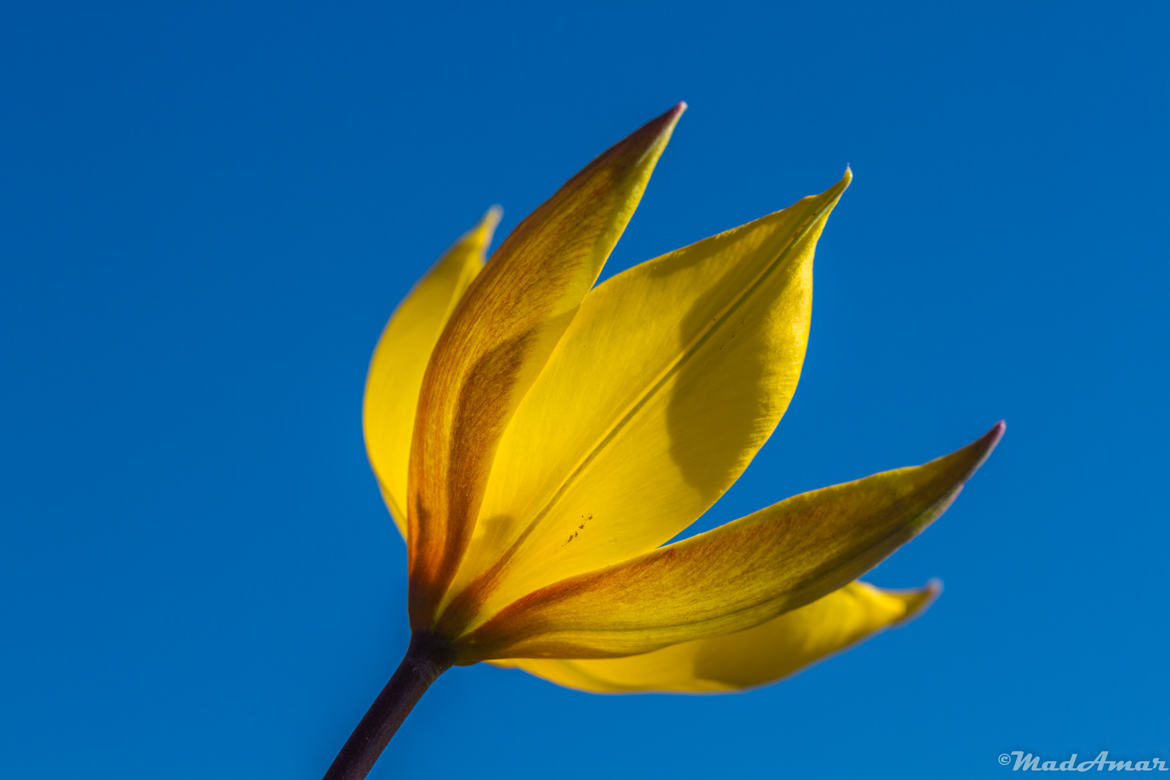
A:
[362,210,497,535]
[459,423,1002,660]
[407,105,684,627]
[441,173,849,628]
[497,581,937,693]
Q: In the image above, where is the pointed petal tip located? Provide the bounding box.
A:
[832,166,853,196]
[650,101,687,134]
[918,577,943,610]
[980,419,1007,453]
[480,205,503,232]
[462,206,502,248]
[946,420,1005,484]
[601,103,686,176]
[893,579,943,625]
[813,168,853,207]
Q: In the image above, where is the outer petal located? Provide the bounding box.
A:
[362,210,499,536]
[458,423,1003,661]
[408,104,685,627]
[440,172,850,628]
[496,581,938,693]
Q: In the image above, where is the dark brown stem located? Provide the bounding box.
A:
[322,634,452,780]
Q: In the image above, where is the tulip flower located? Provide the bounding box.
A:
[324,103,1002,779]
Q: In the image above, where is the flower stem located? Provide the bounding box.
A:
[323,634,452,780]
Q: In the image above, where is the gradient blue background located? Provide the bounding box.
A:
[2,2,1166,777]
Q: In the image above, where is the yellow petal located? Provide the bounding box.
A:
[439,172,850,630]
[407,104,686,627]
[496,581,937,693]
[458,422,1002,661]
[362,209,499,536]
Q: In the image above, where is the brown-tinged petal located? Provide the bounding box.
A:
[408,104,685,628]
[457,422,1002,660]
[495,581,937,692]
[363,209,498,536]
[439,173,849,630]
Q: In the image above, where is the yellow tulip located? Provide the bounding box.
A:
[325,103,1003,779]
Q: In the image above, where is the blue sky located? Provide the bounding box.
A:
[2,1,1166,777]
